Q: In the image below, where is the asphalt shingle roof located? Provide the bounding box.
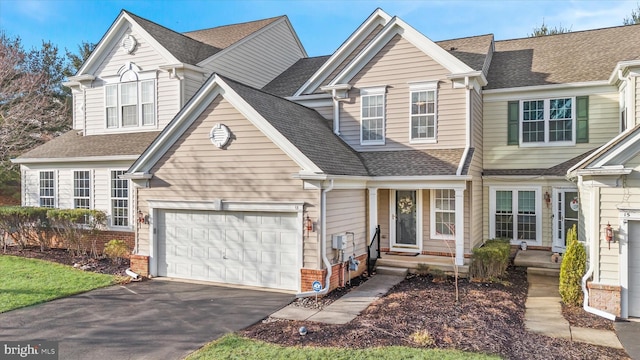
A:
[360,148,470,176]
[483,149,596,177]
[16,131,161,160]
[486,24,640,89]
[262,56,331,97]
[183,16,283,49]
[436,34,494,72]
[222,76,369,176]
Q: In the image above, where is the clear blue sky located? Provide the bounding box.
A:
[0,0,638,57]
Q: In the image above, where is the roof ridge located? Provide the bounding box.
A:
[123,10,220,51]
[436,33,494,43]
[182,15,284,34]
[495,22,640,43]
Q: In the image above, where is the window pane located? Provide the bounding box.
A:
[122,105,137,126]
[141,81,154,103]
[111,171,129,227]
[362,94,384,142]
[74,171,90,209]
[105,85,117,106]
[518,191,535,213]
[120,83,137,105]
[39,171,55,208]
[410,90,435,140]
[495,191,512,212]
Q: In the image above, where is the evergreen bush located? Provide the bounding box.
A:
[470,239,511,280]
[559,224,586,306]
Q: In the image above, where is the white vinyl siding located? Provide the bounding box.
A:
[39,171,55,208]
[490,187,542,244]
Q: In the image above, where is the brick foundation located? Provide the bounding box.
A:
[130,254,149,277]
[587,282,621,317]
[300,253,368,293]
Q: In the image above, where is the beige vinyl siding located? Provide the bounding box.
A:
[483,92,619,169]
[313,105,333,122]
[136,96,321,268]
[325,190,367,265]
[202,20,304,89]
[636,77,640,123]
[315,24,384,93]
[470,90,484,249]
[339,35,467,152]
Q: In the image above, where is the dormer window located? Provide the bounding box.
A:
[105,63,156,129]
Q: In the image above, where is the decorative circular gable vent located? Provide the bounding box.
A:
[209,123,231,148]
[121,35,137,54]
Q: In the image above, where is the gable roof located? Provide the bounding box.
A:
[436,34,493,72]
[183,16,283,50]
[125,11,221,65]
[13,131,161,163]
[262,56,331,97]
[486,24,640,90]
[360,148,472,176]
[569,124,640,173]
[128,74,368,177]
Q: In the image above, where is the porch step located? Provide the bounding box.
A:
[527,267,560,277]
[375,266,409,277]
[513,250,561,270]
[375,257,469,277]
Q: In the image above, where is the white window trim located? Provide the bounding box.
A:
[110,169,131,229]
[409,81,438,144]
[360,86,386,145]
[430,189,455,240]
[519,97,576,147]
[104,79,156,129]
[73,169,93,210]
[489,186,542,245]
[38,170,57,208]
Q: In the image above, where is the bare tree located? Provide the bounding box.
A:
[0,33,71,195]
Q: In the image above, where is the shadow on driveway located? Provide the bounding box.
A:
[0,280,293,360]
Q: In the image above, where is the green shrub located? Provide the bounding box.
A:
[47,209,107,257]
[0,206,50,250]
[559,224,586,306]
[103,239,130,264]
[470,239,511,281]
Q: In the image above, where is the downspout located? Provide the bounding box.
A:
[297,179,334,298]
[332,89,340,135]
[581,181,616,320]
[456,77,472,176]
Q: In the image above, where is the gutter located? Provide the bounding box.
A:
[297,179,334,298]
[581,182,617,320]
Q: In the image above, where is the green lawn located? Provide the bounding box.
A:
[186,334,501,360]
[0,255,115,313]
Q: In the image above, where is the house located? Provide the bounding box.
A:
[12,10,307,247]
[13,8,640,318]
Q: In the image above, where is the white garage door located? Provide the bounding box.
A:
[629,221,640,317]
[157,209,300,291]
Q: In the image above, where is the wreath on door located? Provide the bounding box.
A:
[398,196,414,214]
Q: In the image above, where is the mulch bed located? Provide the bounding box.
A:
[2,246,130,276]
[242,267,629,360]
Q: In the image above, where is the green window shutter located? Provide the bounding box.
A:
[576,96,589,143]
[507,101,519,145]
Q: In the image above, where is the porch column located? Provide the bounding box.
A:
[368,188,378,245]
[455,188,465,266]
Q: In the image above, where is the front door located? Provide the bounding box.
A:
[390,190,421,252]
[553,189,579,253]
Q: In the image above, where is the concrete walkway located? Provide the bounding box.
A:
[525,273,623,349]
[271,274,405,324]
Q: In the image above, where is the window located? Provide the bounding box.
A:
[73,171,91,209]
[360,87,386,145]
[39,171,55,208]
[105,80,155,128]
[409,82,437,142]
[521,98,574,145]
[491,188,541,243]
[111,170,129,227]
[431,189,455,239]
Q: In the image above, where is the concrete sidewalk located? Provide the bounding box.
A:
[271,273,406,324]
[525,273,623,349]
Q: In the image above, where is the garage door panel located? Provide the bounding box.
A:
[629,221,640,317]
[157,209,299,291]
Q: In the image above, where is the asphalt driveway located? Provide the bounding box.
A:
[0,280,293,359]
